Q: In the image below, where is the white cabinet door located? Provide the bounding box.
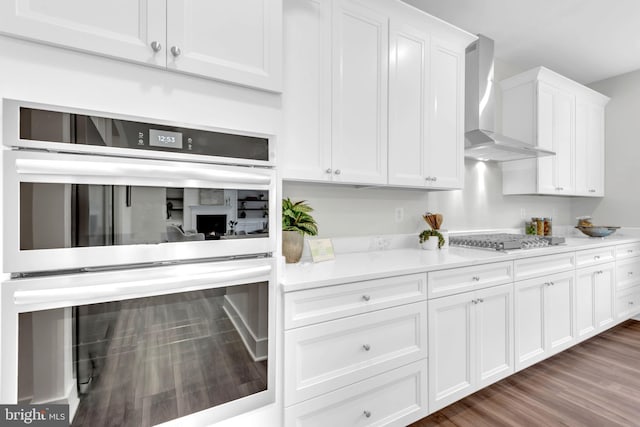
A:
[514,278,546,371]
[544,271,575,353]
[388,16,430,187]
[167,0,282,91]
[575,100,605,196]
[594,263,615,330]
[426,37,464,189]
[536,82,575,195]
[281,0,332,181]
[0,0,166,66]
[331,0,388,185]
[515,271,575,371]
[428,292,474,411]
[576,263,615,340]
[475,284,514,389]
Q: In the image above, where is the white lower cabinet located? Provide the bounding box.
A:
[514,270,576,371]
[284,360,428,427]
[576,262,615,341]
[283,274,428,426]
[428,283,514,412]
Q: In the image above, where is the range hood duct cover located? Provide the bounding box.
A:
[464,35,555,161]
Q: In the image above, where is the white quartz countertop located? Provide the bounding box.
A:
[281,234,640,292]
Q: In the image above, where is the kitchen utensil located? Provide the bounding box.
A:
[423,212,443,230]
[575,226,620,238]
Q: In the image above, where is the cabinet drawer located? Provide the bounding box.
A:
[428,261,513,298]
[616,287,640,320]
[284,360,428,427]
[514,252,575,281]
[575,246,616,267]
[284,273,427,329]
[616,257,640,291]
[284,302,427,405]
[616,242,640,260]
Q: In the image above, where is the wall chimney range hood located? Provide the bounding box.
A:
[464,35,555,161]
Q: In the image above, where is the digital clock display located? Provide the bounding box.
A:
[149,129,183,149]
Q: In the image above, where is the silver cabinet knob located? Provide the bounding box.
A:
[362,295,371,301]
[334,169,341,175]
[363,410,372,418]
[594,255,600,260]
[170,46,182,57]
[477,298,484,303]
[325,168,332,174]
[472,276,480,281]
[150,41,162,52]
[472,299,478,304]
[629,301,635,305]
[362,344,371,351]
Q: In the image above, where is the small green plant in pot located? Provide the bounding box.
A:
[282,198,318,263]
[419,229,444,250]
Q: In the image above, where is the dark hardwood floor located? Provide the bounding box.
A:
[411,320,640,427]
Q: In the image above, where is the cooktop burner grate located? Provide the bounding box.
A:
[449,233,565,251]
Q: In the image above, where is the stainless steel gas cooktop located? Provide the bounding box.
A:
[449,233,565,251]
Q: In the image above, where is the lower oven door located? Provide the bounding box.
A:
[1,257,275,426]
[3,150,276,274]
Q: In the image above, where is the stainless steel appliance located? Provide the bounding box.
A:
[450,233,565,251]
[1,99,277,426]
[464,35,556,161]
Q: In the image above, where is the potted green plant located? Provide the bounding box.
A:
[419,229,444,250]
[282,198,318,263]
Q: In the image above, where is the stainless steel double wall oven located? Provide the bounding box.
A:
[0,99,277,426]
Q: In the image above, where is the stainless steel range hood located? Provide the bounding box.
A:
[464,35,555,161]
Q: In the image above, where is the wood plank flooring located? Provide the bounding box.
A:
[411,320,640,427]
[71,287,267,427]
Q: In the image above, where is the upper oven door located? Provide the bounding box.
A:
[3,150,276,274]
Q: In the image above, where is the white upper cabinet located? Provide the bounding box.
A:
[0,0,282,91]
[575,96,607,196]
[501,67,609,196]
[331,0,389,185]
[167,0,282,91]
[282,0,474,187]
[387,12,465,189]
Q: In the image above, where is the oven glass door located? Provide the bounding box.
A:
[3,150,275,273]
[3,258,274,426]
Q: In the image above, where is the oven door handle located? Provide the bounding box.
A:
[13,153,272,187]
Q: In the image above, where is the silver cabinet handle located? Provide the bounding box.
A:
[477,298,484,303]
[150,41,162,52]
[628,249,634,253]
[629,301,635,305]
[472,276,480,281]
[432,176,437,182]
[334,169,341,175]
[362,344,371,351]
[363,410,372,418]
[594,255,600,260]
[325,168,332,174]
[170,46,182,57]
[362,295,371,301]
[589,189,596,193]
[472,299,478,304]
[629,271,634,276]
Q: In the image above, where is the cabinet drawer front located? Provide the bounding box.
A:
[616,243,640,260]
[615,287,640,320]
[514,252,575,281]
[284,273,427,329]
[576,246,616,267]
[284,302,427,405]
[428,261,513,298]
[616,257,640,290]
[284,360,428,427]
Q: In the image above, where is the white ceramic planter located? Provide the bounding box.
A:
[421,238,438,250]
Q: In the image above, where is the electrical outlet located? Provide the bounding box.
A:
[395,207,404,223]
[520,208,526,220]
[373,236,389,250]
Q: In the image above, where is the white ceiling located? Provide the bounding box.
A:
[402,0,640,84]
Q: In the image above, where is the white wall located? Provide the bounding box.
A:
[283,59,575,237]
[571,69,640,226]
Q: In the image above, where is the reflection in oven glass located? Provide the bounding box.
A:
[19,183,269,250]
[18,283,268,426]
